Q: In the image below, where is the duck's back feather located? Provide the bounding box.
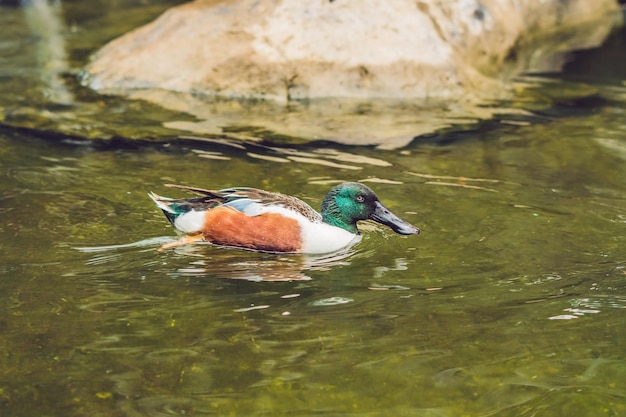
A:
[164,184,322,222]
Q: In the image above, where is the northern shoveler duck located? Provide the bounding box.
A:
[149,182,420,254]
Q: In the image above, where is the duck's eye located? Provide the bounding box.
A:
[355,195,365,203]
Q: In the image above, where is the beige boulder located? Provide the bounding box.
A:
[81,0,622,146]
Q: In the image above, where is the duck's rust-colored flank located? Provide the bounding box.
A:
[202,206,303,253]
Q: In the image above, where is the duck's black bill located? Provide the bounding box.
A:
[370,201,420,235]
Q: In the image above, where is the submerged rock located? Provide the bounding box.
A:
[80,0,622,147]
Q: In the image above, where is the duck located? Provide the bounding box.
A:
[149,182,420,254]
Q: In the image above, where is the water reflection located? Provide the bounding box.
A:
[184,135,394,171]
[21,0,73,104]
[549,291,626,320]
[78,239,360,282]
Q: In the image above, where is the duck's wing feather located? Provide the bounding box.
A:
[164,184,323,222]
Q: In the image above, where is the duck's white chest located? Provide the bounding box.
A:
[299,221,361,254]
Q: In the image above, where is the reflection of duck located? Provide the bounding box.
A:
[149,182,420,254]
[174,247,360,282]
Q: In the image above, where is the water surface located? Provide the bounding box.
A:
[2,101,626,415]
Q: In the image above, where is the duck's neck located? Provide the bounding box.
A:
[321,198,358,234]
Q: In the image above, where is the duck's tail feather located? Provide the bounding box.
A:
[149,190,224,231]
[148,192,180,226]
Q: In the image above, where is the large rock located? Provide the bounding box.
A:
[81,0,622,147]
[83,0,621,101]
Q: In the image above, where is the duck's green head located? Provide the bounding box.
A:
[321,182,420,235]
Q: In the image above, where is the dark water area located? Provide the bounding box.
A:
[1,1,626,416]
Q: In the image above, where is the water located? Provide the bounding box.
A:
[1,1,626,416]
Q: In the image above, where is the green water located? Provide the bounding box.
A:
[1,1,626,416]
[2,111,625,416]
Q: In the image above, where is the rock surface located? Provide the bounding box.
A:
[83,0,621,101]
[81,0,622,146]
